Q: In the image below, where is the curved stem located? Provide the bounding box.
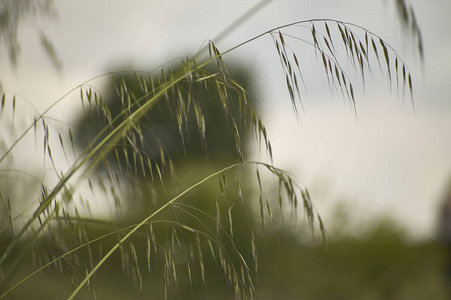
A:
[67,163,242,300]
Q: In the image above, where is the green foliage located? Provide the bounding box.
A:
[255,219,449,300]
[74,64,256,171]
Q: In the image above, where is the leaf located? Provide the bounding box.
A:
[87,88,92,104]
[256,169,262,190]
[371,38,379,61]
[286,75,294,103]
[402,64,406,82]
[216,201,221,236]
[293,53,300,69]
[274,39,281,55]
[408,73,413,97]
[266,200,275,230]
[402,64,407,96]
[1,93,5,115]
[350,32,358,59]
[228,207,234,239]
[334,65,340,86]
[250,231,258,273]
[317,214,327,247]
[159,147,166,167]
[281,51,288,68]
[155,163,163,184]
[196,235,206,284]
[259,195,265,231]
[380,39,391,82]
[311,24,318,47]
[146,238,152,272]
[321,52,328,75]
[323,37,334,56]
[365,32,369,53]
[341,71,347,88]
[358,52,365,82]
[58,133,68,160]
[337,23,347,46]
[278,30,285,45]
[325,22,332,41]
[395,57,399,92]
[359,41,367,59]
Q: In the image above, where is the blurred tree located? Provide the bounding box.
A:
[65,62,262,299]
[74,64,255,170]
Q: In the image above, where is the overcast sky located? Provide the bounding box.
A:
[1,0,450,239]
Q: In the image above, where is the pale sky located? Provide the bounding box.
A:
[1,0,450,239]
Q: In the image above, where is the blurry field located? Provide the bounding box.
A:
[5,216,449,300]
[255,224,449,300]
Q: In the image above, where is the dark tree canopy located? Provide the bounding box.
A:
[74,63,256,175]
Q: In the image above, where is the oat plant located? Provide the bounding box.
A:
[0,2,421,299]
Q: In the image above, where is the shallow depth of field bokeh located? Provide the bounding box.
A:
[1,0,451,299]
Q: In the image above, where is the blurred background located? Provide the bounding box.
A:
[1,0,451,299]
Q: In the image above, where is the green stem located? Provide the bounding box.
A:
[0,70,187,269]
[0,223,137,299]
[67,163,242,300]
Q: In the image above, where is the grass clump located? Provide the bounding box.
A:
[0,1,421,299]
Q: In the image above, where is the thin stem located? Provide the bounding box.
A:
[213,0,273,44]
[67,163,242,300]
[0,223,137,299]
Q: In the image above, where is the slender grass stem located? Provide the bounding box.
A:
[67,163,243,300]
